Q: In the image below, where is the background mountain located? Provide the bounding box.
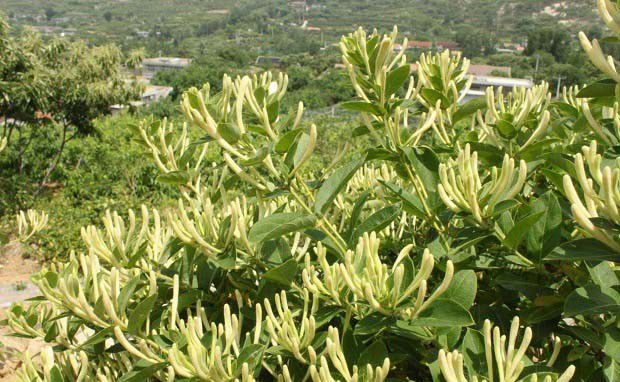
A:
[0,0,600,53]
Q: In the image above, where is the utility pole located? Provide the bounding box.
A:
[534,54,541,78]
[555,75,566,98]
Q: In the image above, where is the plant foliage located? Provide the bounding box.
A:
[6,1,620,381]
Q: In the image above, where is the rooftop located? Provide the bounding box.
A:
[142,85,174,98]
[471,75,533,88]
[143,57,191,67]
[468,64,511,77]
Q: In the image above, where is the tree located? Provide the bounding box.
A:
[103,11,113,22]
[0,16,138,196]
[454,25,496,58]
[44,7,58,21]
[525,27,572,63]
[125,47,145,77]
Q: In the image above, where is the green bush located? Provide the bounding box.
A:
[6,2,620,382]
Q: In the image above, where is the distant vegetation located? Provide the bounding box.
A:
[5,0,620,379]
[0,0,616,259]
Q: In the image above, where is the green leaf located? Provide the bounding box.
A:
[604,327,620,363]
[358,341,388,369]
[420,88,450,107]
[588,261,620,287]
[117,362,168,382]
[78,327,113,349]
[352,205,400,241]
[410,299,474,327]
[249,213,316,243]
[342,330,361,367]
[519,138,560,162]
[564,284,620,316]
[127,294,158,335]
[464,142,504,165]
[496,120,517,139]
[495,272,550,298]
[546,238,620,261]
[403,146,440,197]
[380,180,426,219]
[267,100,280,123]
[442,270,477,308]
[352,124,370,137]
[354,313,396,336]
[385,65,410,95]
[453,96,487,124]
[235,344,264,375]
[604,359,620,382]
[388,320,434,341]
[49,366,64,382]
[347,191,371,240]
[157,171,189,185]
[461,329,486,375]
[525,193,562,262]
[502,211,545,250]
[263,259,298,286]
[242,146,269,166]
[217,122,241,144]
[274,128,303,154]
[118,277,141,313]
[448,227,492,257]
[293,133,310,168]
[315,157,366,214]
[340,101,383,115]
[552,101,579,118]
[577,81,617,98]
[491,199,520,216]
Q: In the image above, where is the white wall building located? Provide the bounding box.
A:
[142,57,191,79]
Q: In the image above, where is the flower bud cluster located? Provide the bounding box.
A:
[477,84,551,150]
[168,193,254,259]
[134,118,205,179]
[340,26,433,149]
[340,27,411,105]
[80,207,150,267]
[180,72,314,191]
[564,140,620,251]
[15,347,91,382]
[438,144,527,224]
[582,101,620,146]
[264,290,317,364]
[348,164,397,198]
[303,232,453,319]
[417,50,472,110]
[168,302,263,381]
[17,209,48,242]
[14,345,154,382]
[32,252,147,330]
[312,327,390,382]
[437,317,575,382]
[580,0,620,84]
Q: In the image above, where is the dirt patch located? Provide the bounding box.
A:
[0,309,45,382]
[0,242,43,382]
[0,241,40,285]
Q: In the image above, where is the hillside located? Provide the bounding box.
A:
[0,0,600,52]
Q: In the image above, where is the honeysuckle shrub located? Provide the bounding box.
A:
[5,2,620,381]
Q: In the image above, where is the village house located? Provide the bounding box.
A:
[394,40,460,52]
[110,85,174,114]
[409,63,532,104]
[142,57,191,79]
